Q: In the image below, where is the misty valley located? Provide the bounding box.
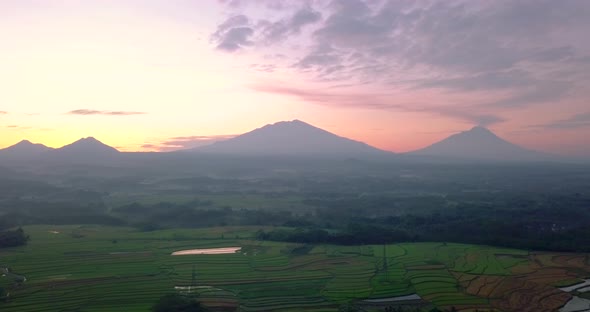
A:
[1,121,590,312]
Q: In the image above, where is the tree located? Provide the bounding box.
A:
[152,294,207,312]
[0,228,29,248]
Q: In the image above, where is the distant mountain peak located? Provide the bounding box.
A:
[469,125,490,131]
[75,136,100,143]
[5,139,51,150]
[57,137,119,154]
[288,119,307,125]
[265,119,311,128]
[467,126,495,134]
[459,126,501,139]
[0,139,52,157]
[194,119,392,158]
[69,137,107,147]
[411,126,550,161]
[15,139,34,146]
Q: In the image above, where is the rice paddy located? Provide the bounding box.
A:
[0,225,589,312]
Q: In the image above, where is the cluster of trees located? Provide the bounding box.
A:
[257,224,411,245]
[2,189,590,252]
[257,210,590,253]
[0,228,28,248]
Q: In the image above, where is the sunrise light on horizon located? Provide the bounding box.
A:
[1,1,590,156]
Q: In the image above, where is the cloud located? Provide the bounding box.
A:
[217,0,590,111]
[217,0,300,11]
[531,112,590,130]
[415,70,535,92]
[211,15,254,52]
[252,84,506,126]
[294,43,342,70]
[489,81,572,108]
[251,84,393,110]
[143,134,238,152]
[5,125,32,130]
[249,63,277,73]
[429,107,507,127]
[67,109,146,116]
[212,3,321,52]
[0,111,6,114]
[259,6,321,44]
[217,0,241,8]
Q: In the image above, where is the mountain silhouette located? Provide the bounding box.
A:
[194,120,392,158]
[55,137,119,155]
[1,140,53,153]
[410,126,552,161]
[46,137,120,164]
[0,140,53,160]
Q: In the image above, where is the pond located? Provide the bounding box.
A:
[171,247,241,255]
[559,296,590,312]
[560,279,590,293]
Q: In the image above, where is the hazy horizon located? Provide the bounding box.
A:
[1,1,590,156]
[0,120,563,159]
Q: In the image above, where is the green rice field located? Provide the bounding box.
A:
[1,225,588,311]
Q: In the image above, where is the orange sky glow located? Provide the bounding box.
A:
[1,1,589,156]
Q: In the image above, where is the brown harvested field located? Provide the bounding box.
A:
[452,272,479,284]
[510,262,536,274]
[552,254,590,268]
[461,275,505,298]
[490,279,571,312]
[534,254,558,267]
[516,267,577,285]
[454,252,590,312]
[459,274,572,312]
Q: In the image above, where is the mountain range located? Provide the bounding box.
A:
[0,137,119,164]
[0,120,566,163]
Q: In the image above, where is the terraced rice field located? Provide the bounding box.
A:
[0,225,589,311]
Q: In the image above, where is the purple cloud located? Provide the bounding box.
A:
[211,15,254,52]
[252,84,506,126]
[530,112,590,130]
[216,0,590,111]
[68,109,146,116]
[144,134,238,152]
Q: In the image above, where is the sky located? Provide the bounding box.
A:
[1,0,589,156]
